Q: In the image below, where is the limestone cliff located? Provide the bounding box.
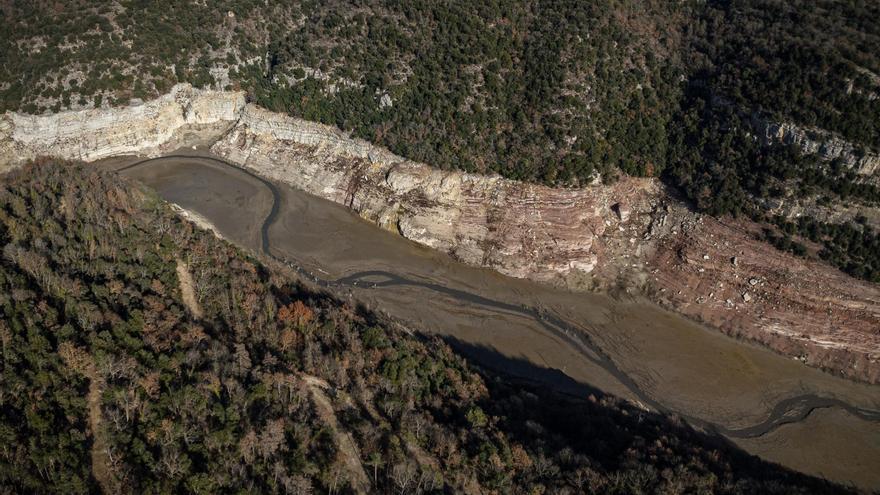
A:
[0,84,245,172]
[212,106,662,284]
[1,84,878,383]
[207,104,880,383]
[748,116,880,228]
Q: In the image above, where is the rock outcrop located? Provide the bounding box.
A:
[209,105,880,383]
[212,108,660,284]
[648,208,880,383]
[2,84,878,383]
[0,84,245,172]
[752,117,880,178]
[759,195,880,231]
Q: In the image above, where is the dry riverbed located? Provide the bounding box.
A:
[104,151,880,491]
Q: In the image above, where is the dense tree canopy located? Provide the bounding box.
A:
[2,1,876,183]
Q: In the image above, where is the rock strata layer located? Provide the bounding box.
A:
[2,84,878,383]
[0,84,244,171]
[214,105,661,284]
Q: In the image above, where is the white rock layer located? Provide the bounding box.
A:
[0,84,245,171]
[753,118,880,177]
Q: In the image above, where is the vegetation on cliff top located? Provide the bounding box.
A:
[2,1,877,181]
[0,161,851,493]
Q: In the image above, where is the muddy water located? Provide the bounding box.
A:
[110,152,880,490]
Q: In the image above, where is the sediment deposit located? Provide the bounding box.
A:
[2,83,878,383]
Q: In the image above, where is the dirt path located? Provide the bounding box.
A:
[58,343,115,492]
[301,375,371,494]
[176,259,203,318]
[86,364,114,494]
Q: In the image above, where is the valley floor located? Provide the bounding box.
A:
[107,152,880,490]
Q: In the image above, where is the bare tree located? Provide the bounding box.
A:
[390,462,418,495]
[287,475,312,495]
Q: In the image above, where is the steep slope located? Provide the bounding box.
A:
[0,160,852,493]
[4,1,878,184]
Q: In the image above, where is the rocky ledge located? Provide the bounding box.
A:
[213,105,662,285]
[2,84,878,383]
[752,117,880,180]
[0,84,245,172]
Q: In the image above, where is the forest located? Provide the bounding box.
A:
[0,0,686,182]
[0,161,854,493]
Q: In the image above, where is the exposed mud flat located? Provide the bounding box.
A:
[105,152,880,490]
[735,407,880,490]
[113,155,273,250]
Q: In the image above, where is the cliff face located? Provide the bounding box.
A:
[0,84,245,172]
[210,104,880,383]
[748,117,880,229]
[2,84,878,383]
[213,105,662,284]
[647,209,880,383]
